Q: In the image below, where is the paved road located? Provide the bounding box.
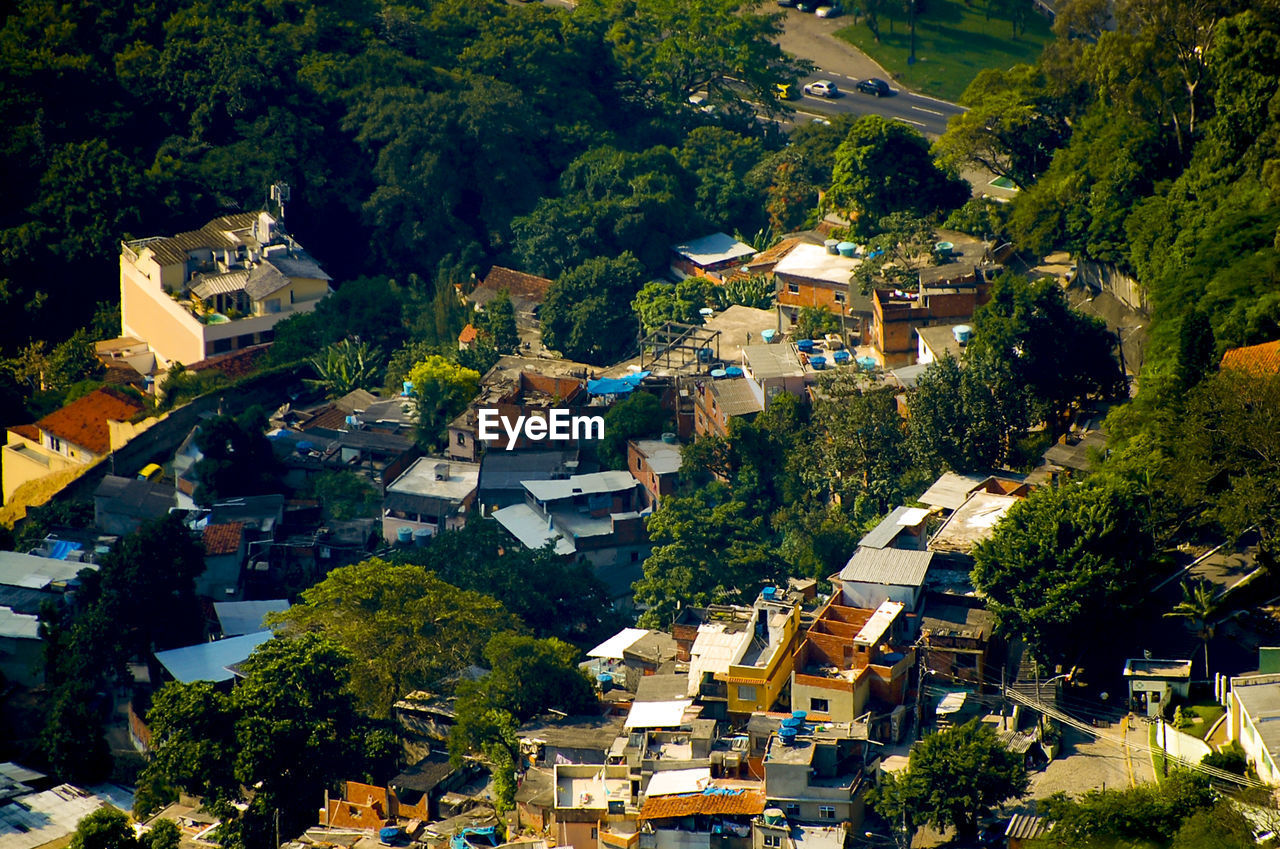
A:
[777,7,966,136]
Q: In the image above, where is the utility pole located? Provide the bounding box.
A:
[914,638,927,740]
[1001,665,1008,731]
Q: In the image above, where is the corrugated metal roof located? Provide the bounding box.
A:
[213,600,289,636]
[709,378,763,417]
[918,472,987,511]
[928,492,1020,555]
[492,503,576,555]
[838,547,934,588]
[588,628,650,660]
[244,262,291,300]
[524,471,638,502]
[624,700,694,729]
[154,631,273,683]
[0,606,39,640]
[0,551,95,590]
[859,506,930,549]
[686,623,750,697]
[671,233,756,267]
[190,269,250,299]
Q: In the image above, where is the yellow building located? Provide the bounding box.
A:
[2,387,150,504]
[724,587,803,716]
[120,210,332,366]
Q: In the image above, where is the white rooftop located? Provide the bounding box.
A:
[632,440,683,476]
[645,768,711,797]
[0,550,96,590]
[588,628,651,660]
[672,233,756,267]
[0,784,119,849]
[492,503,576,555]
[213,599,289,636]
[929,491,1022,555]
[387,457,481,502]
[524,471,638,502]
[0,607,39,640]
[771,243,862,286]
[686,623,751,697]
[853,600,904,647]
[624,699,696,729]
[154,631,273,683]
[918,472,988,511]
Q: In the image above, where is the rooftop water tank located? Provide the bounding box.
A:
[797,339,815,353]
[396,527,413,544]
[763,809,786,826]
[710,368,727,378]
[402,380,414,396]
[662,432,678,444]
[779,726,798,746]
[598,672,614,690]
[699,307,714,318]
[810,355,827,370]
[824,239,840,255]
[413,528,432,547]
[837,241,857,258]
[953,324,973,344]
[792,710,807,721]
[781,716,803,729]
[761,329,777,344]
[725,366,743,377]
[833,350,851,364]
[762,586,777,600]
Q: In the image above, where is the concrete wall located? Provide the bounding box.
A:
[1078,260,1148,313]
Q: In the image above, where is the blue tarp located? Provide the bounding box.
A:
[46,540,82,561]
[587,371,650,396]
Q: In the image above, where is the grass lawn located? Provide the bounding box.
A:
[834,0,1054,103]
[1180,703,1226,741]
[1149,721,1168,781]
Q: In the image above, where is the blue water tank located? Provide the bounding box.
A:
[837,241,856,257]
[797,339,815,353]
[953,324,973,344]
[402,380,414,396]
[781,717,803,729]
[792,710,807,721]
[598,672,614,690]
[779,727,798,746]
[762,329,777,344]
[810,355,827,370]
[833,350,851,364]
[762,586,776,600]
[413,528,432,547]
[396,527,413,544]
[725,366,743,377]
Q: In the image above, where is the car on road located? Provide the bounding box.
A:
[815,3,842,16]
[856,78,892,97]
[803,80,840,98]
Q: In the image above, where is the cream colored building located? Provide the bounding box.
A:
[120,210,332,366]
[2,387,152,504]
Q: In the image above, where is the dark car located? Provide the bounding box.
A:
[856,78,893,97]
[778,0,799,6]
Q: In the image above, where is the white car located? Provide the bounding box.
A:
[803,80,840,98]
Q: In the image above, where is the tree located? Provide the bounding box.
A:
[908,352,1027,473]
[406,355,482,449]
[716,273,774,309]
[676,126,768,233]
[305,470,381,520]
[306,339,384,398]
[1165,580,1220,679]
[192,408,280,505]
[268,559,518,715]
[70,808,139,849]
[1037,771,1216,848]
[633,278,712,335]
[46,328,104,393]
[634,483,785,627]
[396,520,617,646]
[794,306,839,341]
[852,213,938,293]
[598,392,670,470]
[972,478,1154,664]
[870,720,1028,842]
[1174,307,1216,391]
[541,253,646,365]
[143,820,181,849]
[1170,804,1257,849]
[476,290,520,354]
[934,65,1071,190]
[827,116,968,225]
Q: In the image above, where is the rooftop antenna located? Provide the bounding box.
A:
[270,181,291,222]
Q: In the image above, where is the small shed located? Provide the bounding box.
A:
[1123,658,1192,718]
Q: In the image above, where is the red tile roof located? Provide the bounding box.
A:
[1221,340,1280,374]
[187,344,271,378]
[478,266,553,301]
[638,789,766,820]
[35,387,145,455]
[8,424,40,442]
[459,324,479,345]
[203,522,244,556]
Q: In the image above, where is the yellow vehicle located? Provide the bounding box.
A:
[775,82,800,100]
[138,463,163,482]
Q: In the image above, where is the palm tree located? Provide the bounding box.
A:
[306,338,383,398]
[1165,580,1220,679]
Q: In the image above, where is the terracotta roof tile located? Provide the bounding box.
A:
[187,344,271,378]
[35,387,145,455]
[478,267,552,301]
[1221,340,1280,374]
[203,522,244,556]
[638,789,766,820]
[8,424,40,442]
[459,324,479,345]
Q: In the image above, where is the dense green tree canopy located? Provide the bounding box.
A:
[541,253,646,365]
[192,408,281,505]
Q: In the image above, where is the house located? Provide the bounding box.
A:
[94,336,156,382]
[638,783,765,849]
[153,630,274,684]
[917,472,990,514]
[692,376,763,439]
[857,507,930,551]
[790,599,913,728]
[589,628,663,691]
[390,751,473,822]
[381,457,481,542]
[743,237,809,277]
[492,471,651,601]
[1227,674,1280,784]
[477,450,582,513]
[918,593,997,691]
[199,521,246,599]
[213,599,289,637]
[1220,339,1280,374]
[752,821,846,849]
[468,266,554,328]
[627,439,681,508]
[1123,658,1192,718]
[93,474,177,536]
[771,244,871,343]
[928,486,1029,567]
[0,777,134,849]
[3,387,150,504]
[872,288,988,368]
[915,324,971,366]
[0,606,42,688]
[671,233,757,284]
[723,587,805,716]
[448,365,592,462]
[759,720,872,828]
[320,779,431,830]
[552,763,638,849]
[518,713,627,767]
[833,548,935,611]
[120,210,332,366]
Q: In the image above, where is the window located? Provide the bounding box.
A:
[211,338,233,354]
[834,292,846,304]
[591,829,598,840]
[819,806,836,820]
[49,437,63,453]
[955,653,978,669]
[785,805,800,818]
[737,685,758,702]
[787,283,800,295]
[235,333,255,349]
[631,551,640,562]
[456,432,466,445]
[810,698,829,713]
[764,835,782,847]
[265,298,282,314]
